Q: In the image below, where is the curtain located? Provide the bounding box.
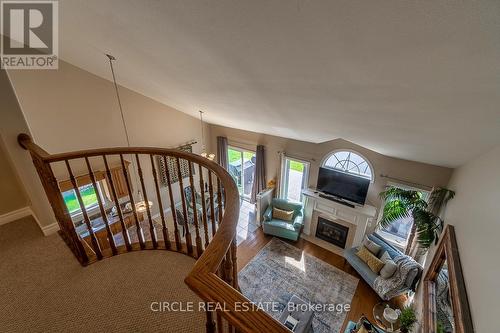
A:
[216,136,228,170]
[250,145,266,203]
[277,152,285,198]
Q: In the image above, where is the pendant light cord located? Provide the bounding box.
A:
[106,54,131,148]
[106,54,140,198]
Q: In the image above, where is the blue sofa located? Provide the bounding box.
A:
[344,319,386,333]
[344,233,423,300]
[262,198,304,241]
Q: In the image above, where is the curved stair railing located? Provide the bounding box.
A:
[18,133,288,333]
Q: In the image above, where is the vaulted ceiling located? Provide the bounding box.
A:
[58,0,500,167]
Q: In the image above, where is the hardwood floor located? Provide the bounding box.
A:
[236,227,406,332]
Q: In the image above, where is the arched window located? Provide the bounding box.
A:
[322,150,373,181]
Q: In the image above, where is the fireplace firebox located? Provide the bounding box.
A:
[315,217,349,249]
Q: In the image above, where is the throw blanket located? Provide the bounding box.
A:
[436,268,455,333]
[374,255,420,300]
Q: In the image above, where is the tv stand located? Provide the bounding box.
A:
[318,193,355,208]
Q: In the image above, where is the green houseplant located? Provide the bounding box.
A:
[399,306,417,333]
[379,187,455,250]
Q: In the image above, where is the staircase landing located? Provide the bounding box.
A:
[0,217,205,332]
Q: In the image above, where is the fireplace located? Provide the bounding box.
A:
[315,217,349,249]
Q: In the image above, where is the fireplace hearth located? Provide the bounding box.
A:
[315,217,349,249]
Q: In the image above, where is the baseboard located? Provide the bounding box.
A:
[41,222,60,236]
[0,206,32,226]
[0,206,60,236]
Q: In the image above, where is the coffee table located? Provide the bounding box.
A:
[279,295,314,333]
[372,302,401,332]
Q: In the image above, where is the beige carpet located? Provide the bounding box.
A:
[0,216,205,333]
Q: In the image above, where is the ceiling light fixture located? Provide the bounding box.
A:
[199,110,215,161]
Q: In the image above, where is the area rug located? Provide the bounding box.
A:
[239,238,358,333]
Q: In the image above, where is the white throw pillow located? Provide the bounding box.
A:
[380,251,392,263]
[363,237,381,256]
[380,260,398,279]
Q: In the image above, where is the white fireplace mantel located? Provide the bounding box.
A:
[301,188,377,255]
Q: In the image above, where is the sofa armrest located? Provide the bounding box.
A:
[292,211,304,230]
[263,206,273,222]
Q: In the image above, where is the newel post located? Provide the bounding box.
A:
[18,134,89,265]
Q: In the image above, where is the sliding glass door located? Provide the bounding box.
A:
[228,147,256,199]
[280,157,309,202]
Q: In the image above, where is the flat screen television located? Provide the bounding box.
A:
[316,167,370,205]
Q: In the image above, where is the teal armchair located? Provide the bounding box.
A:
[262,198,304,241]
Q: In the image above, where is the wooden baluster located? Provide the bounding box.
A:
[28,150,88,265]
[216,313,223,333]
[205,309,216,333]
[216,259,226,333]
[208,171,217,237]
[224,246,233,290]
[162,156,181,251]
[176,157,193,255]
[198,165,210,249]
[231,238,238,290]
[103,155,132,251]
[188,161,203,257]
[135,154,157,249]
[85,157,117,256]
[64,159,103,260]
[217,178,223,225]
[222,184,227,212]
[224,247,234,333]
[218,257,227,285]
[150,155,171,250]
[120,154,145,249]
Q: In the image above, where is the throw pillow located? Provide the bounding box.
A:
[380,259,398,279]
[356,246,385,274]
[380,251,392,263]
[355,316,375,333]
[272,207,294,222]
[363,237,381,256]
[356,327,369,333]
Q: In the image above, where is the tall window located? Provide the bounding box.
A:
[280,156,310,202]
[377,183,430,249]
[323,150,373,180]
[227,146,256,199]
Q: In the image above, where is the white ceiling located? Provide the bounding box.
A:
[58,0,500,167]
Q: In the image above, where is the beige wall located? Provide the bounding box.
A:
[0,134,28,215]
[428,144,499,332]
[209,124,453,232]
[6,60,210,227]
[8,60,210,155]
[0,69,56,228]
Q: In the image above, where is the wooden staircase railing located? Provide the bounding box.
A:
[18,133,288,333]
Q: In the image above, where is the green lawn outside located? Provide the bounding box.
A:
[289,160,304,173]
[63,185,98,213]
[243,151,254,161]
[228,149,240,163]
[228,148,255,164]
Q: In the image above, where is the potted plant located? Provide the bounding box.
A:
[379,187,455,251]
[399,306,417,333]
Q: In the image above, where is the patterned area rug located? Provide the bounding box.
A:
[239,238,358,333]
